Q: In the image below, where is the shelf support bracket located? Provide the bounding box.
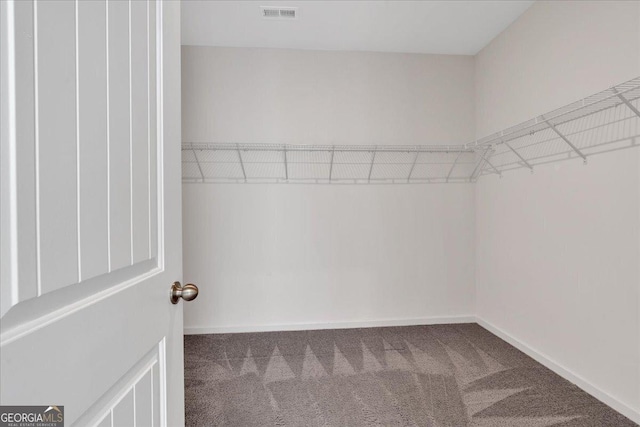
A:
[407,148,419,183]
[482,152,501,177]
[504,141,533,171]
[236,144,247,182]
[283,146,289,181]
[368,149,377,183]
[192,147,205,182]
[613,88,640,118]
[329,146,335,181]
[446,150,463,183]
[470,146,495,181]
[542,116,587,163]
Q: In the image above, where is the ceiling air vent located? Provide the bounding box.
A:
[261,6,297,19]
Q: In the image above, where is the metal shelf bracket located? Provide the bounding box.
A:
[541,116,587,163]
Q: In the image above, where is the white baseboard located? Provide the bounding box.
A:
[183,315,475,335]
[476,317,640,425]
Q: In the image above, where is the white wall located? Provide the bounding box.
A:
[183,184,475,331]
[475,0,640,421]
[182,46,474,145]
[181,47,476,332]
[181,7,640,419]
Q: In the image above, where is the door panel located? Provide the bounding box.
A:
[107,0,133,271]
[77,340,163,426]
[148,0,158,262]
[131,0,151,264]
[2,0,161,305]
[0,0,38,310]
[78,0,109,281]
[1,1,183,426]
[37,0,79,294]
[1,289,167,424]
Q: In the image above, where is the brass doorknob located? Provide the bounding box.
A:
[170,282,199,304]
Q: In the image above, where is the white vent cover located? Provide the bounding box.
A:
[261,6,297,19]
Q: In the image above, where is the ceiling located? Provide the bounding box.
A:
[181,1,534,56]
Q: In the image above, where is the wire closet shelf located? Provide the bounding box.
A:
[182,77,640,184]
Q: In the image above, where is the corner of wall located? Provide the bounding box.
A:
[471,0,640,420]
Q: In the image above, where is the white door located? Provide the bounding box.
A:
[0,1,184,426]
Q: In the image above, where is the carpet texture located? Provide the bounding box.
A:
[184,323,637,426]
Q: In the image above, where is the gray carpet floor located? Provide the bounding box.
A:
[184,323,637,426]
